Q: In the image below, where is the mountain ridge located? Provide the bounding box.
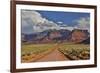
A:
[22,29,90,44]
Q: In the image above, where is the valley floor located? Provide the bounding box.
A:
[21,43,90,63]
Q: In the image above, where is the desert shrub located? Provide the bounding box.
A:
[58,44,90,60]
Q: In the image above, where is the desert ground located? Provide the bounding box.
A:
[21,42,90,63]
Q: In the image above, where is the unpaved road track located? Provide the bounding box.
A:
[36,44,69,62]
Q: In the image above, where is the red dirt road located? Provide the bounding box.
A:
[36,44,69,62]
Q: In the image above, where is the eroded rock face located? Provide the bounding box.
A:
[70,29,89,43]
[21,29,89,44]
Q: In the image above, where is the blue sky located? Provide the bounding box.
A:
[21,10,90,34]
[38,10,90,26]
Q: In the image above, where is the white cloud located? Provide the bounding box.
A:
[60,26,76,31]
[22,10,62,33]
[57,21,63,24]
[74,17,90,31]
[22,10,43,25]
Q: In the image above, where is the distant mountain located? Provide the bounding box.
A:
[21,29,89,44]
[70,29,89,43]
[80,37,90,44]
[48,29,71,40]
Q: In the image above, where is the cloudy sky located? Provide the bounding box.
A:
[21,10,90,34]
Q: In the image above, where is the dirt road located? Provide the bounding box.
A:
[36,44,69,62]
